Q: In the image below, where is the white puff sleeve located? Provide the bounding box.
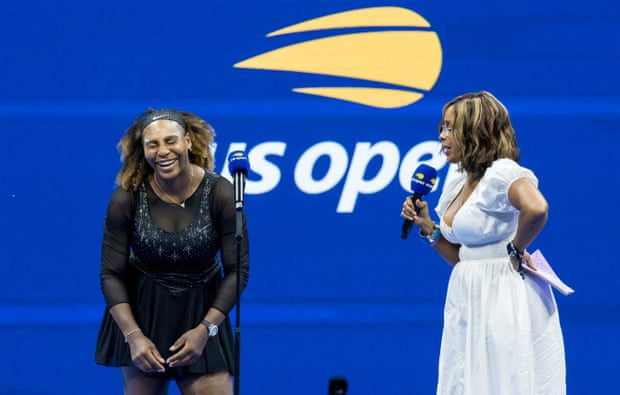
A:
[476,158,538,214]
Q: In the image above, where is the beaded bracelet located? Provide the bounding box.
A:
[419,223,441,246]
[506,240,525,280]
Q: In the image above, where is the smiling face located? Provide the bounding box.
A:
[439,105,459,164]
[142,120,192,180]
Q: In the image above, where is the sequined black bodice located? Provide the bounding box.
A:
[100,170,249,314]
[131,173,220,291]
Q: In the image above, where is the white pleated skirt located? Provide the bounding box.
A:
[437,246,566,395]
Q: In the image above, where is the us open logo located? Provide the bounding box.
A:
[234,6,443,109]
[222,6,449,213]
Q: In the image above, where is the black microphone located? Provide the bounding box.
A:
[227,150,250,395]
[227,150,250,211]
[228,151,250,242]
[401,164,438,240]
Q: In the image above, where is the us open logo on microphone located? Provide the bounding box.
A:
[412,172,438,191]
[234,6,443,108]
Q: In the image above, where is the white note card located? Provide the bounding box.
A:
[525,249,574,296]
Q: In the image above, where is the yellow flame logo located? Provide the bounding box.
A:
[415,173,425,180]
[234,7,443,108]
[430,178,437,185]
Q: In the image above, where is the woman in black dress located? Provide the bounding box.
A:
[96,109,249,395]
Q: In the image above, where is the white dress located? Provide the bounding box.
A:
[435,158,566,395]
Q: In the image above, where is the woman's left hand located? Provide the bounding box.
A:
[522,251,537,271]
[166,326,209,367]
[510,251,537,272]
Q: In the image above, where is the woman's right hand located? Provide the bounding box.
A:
[127,332,166,373]
[401,197,434,235]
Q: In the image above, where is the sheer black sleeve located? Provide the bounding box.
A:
[99,188,135,307]
[210,176,250,314]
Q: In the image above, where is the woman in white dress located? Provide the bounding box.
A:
[402,91,566,394]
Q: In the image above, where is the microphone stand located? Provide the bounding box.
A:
[233,172,245,395]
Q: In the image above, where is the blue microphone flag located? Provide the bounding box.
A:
[409,163,438,196]
[228,150,250,175]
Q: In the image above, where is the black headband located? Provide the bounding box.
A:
[141,110,186,131]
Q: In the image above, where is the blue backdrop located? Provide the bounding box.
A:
[1,1,618,394]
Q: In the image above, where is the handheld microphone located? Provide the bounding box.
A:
[227,150,250,211]
[401,163,438,240]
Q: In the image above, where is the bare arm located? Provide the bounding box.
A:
[433,236,460,266]
[402,197,460,266]
[507,178,549,252]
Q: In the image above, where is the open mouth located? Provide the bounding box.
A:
[156,158,178,170]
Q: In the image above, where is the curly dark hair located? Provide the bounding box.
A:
[116,109,215,191]
[443,91,519,180]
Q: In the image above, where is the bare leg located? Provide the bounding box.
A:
[121,366,169,395]
[176,371,232,395]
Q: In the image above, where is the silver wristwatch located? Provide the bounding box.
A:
[200,320,219,337]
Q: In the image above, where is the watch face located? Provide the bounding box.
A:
[208,325,218,337]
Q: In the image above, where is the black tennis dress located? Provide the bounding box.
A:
[95,171,249,378]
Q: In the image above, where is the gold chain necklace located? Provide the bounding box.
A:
[153,164,194,208]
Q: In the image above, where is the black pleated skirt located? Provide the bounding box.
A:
[95,269,234,379]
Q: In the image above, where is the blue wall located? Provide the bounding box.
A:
[1,1,618,393]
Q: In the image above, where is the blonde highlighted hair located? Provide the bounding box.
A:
[443,91,519,180]
[116,109,215,191]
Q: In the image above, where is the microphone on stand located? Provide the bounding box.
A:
[401,163,438,240]
[228,150,250,213]
[226,150,250,395]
